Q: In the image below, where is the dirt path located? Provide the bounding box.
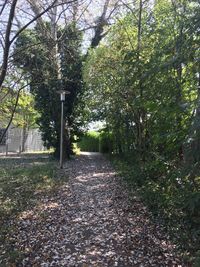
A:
[11,153,184,266]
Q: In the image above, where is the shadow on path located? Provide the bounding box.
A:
[9,153,184,266]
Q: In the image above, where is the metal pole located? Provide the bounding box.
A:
[5,132,8,156]
[60,100,64,169]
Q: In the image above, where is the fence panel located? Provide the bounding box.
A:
[0,127,46,153]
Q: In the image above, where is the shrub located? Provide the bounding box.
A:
[184,191,200,224]
[99,131,113,153]
[78,131,100,152]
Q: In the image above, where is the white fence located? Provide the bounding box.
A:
[0,128,46,153]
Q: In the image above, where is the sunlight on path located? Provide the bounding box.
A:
[11,153,184,266]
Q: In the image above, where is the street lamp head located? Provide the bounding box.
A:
[57,90,70,101]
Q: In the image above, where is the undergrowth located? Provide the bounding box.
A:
[111,153,200,265]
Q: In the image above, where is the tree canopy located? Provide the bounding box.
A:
[13,23,83,158]
[83,0,200,162]
[1,0,200,263]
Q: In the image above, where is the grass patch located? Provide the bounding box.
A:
[0,153,67,266]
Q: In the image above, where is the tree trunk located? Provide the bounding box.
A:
[21,124,27,152]
[173,1,185,161]
[193,71,200,162]
[136,0,146,161]
[0,0,18,89]
[90,0,110,49]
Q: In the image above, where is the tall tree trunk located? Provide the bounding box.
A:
[136,0,146,161]
[21,123,27,152]
[72,0,78,22]
[173,1,185,161]
[90,0,110,48]
[193,71,200,163]
[0,0,18,89]
[137,0,142,57]
[0,88,22,144]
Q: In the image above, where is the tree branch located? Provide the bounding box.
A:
[10,0,59,44]
[0,0,78,91]
[0,86,23,144]
[0,0,18,89]
[0,0,9,16]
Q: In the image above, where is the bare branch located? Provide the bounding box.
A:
[0,0,9,16]
[76,0,93,22]
[0,0,78,91]
[56,4,70,23]
[106,0,120,21]
[10,0,59,43]
[0,0,18,89]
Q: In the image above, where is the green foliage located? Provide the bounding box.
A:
[194,250,200,267]
[83,0,199,161]
[13,23,83,158]
[82,7,200,262]
[99,131,113,153]
[0,88,39,129]
[14,91,40,129]
[78,131,100,152]
[112,154,200,264]
[6,1,200,262]
[82,7,200,261]
[184,192,200,223]
[78,130,114,153]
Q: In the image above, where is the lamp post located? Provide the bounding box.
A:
[57,90,70,169]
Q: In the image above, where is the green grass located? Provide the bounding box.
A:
[0,154,67,265]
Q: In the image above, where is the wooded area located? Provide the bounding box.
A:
[0,0,200,265]
[82,1,200,263]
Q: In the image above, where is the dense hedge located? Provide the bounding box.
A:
[78,131,100,152]
[78,131,113,153]
[99,131,113,153]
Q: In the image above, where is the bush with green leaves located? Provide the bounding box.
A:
[78,131,100,152]
[99,131,113,153]
[112,154,200,264]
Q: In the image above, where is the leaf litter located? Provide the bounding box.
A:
[5,153,187,266]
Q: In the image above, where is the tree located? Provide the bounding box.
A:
[0,0,62,89]
[0,0,123,150]
[13,22,83,158]
[0,0,79,144]
[82,0,199,163]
